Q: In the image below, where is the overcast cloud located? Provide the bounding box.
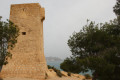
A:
[0,0,116,59]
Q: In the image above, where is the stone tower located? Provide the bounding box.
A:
[0,3,47,80]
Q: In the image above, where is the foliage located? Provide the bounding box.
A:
[67,72,71,76]
[60,1,120,80]
[114,0,120,16]
[61,20,120,80]
[47,65,62,77]
[114,0,120,24]
[0,17,19,66]
[54,69,62,77]
[48,65,53,69]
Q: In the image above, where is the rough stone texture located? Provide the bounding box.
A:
[0,3,47,80]
[46,69,57,79]
[71,74,85,80]
[61,71,68,77]
[46,77,83,80]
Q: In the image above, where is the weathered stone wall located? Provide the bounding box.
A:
[0,3,47,80]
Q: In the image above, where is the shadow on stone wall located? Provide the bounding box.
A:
[0,78,3,80]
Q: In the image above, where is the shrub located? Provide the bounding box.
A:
[47,65,62,77]
[67,72,71,76]
[48,65,53,69]
[55,70,62,77]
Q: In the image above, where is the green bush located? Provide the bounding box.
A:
[67,72,71,76]
[48,65,53,69]
[55,70,62,77]
[47,65,62,77]
[85,74,92,79]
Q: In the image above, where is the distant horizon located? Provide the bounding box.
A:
[46,56,63,60]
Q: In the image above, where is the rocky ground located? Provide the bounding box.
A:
[46,77,83,80]
[2,77,82,80]
[1,78,37,80]
[45,69,86,80]
[1,69,92,80]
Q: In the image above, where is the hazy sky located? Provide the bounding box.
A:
[0,0,116,59]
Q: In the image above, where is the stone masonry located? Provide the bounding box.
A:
[0,3,48,80]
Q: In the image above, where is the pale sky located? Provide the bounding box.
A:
[0,0,116,59]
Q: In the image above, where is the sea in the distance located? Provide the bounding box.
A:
[47,61,92,76]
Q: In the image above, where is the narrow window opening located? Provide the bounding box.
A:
[23,8,25,11]
[22,32,26,35]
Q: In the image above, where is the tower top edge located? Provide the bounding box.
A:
[11,3,41,7]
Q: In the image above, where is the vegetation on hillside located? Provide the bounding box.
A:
[60,0,120,80]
